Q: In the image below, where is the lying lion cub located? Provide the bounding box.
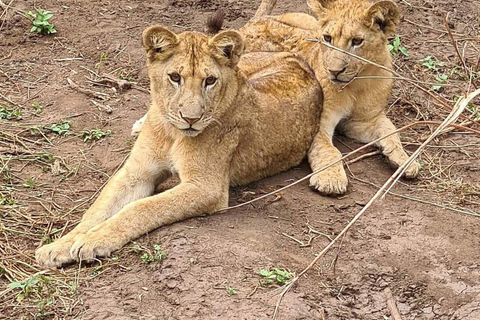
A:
[241,0,420,194]
[35,26,322,267]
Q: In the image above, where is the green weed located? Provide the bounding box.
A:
[95,53,107,69]
[49,121,72,136]
[0,162,12,183]
[119,71,135,82]
[0,105,22,120]
[420,56,445,71]
[0,197,15,205]
[80,128,111,142]
[23,178,36,189]
[32,102,44,114]
[8,275,51,302]
[135,244,167,263]
[226,287,237,296]
[388,35,408,57]
[432,74,448,91]
[259,268,294,286]
[27,9,56,35]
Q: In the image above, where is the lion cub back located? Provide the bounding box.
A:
[239,52,321,103]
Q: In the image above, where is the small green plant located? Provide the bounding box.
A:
[259,268,294,286]
[226,287,237,296]
[432,74,448,91]
[0,105,22,120]
[49,121,72,136]
[388,35,408,57]
[0,197,15,205]
[420,56,445,71]
[95,53,107,68]
[68,281,77,294]
[32,102,44,114]
[8,275,50,302]
[465,101,480,120]
[23,178,36,188]
[119,71,135,82]
[139,244,167,263]
[0,163,12,183]
[80,128,112,142]
[27,9,56,35]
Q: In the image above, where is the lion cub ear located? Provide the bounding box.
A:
[208,30,245,67]
[307,0,333,19]
[364,0,399,36]
[142,25,179,61]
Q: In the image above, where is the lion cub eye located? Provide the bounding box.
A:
[323,34,332,43]
[169,73,181,83]
[205,76,217,86]
[352,38,364,47]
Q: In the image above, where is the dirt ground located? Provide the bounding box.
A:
[1,0,480,319]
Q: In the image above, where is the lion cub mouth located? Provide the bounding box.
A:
[331,79,350,85]
[180,127,201,137]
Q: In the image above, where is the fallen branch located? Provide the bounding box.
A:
[94,74,132,91]
[66,78,109,100]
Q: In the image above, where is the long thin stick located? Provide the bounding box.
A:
[271,89,480,319]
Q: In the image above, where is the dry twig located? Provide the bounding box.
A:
[66,78,109,100]
[385,288,403,320]
[442,14,477,90]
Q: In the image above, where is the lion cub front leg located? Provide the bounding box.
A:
[36,134,168,268]
[342,114,420,178]
[308,109,349,195]
[69,179,228,262]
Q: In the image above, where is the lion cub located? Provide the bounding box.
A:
[242,0,420,194]
[35,26,322,267]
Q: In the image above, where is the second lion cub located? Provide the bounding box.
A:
[242,0,420,194]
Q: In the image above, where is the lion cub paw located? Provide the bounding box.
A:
[402,160,420,179]
[386,153,420,179]
[35,238,76,268]
[309,166,348,195]
[70,227,123,262]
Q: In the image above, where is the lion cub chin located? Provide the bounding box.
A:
[35,25,323,268]
[241,0,420,195]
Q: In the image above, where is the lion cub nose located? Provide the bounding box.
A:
[180,112,203,125]
[328,67,347,77]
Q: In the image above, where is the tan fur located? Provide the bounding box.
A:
[240,0,420,194]
[35,27,322,267]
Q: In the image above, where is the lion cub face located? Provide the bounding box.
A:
[308,0,399,84]
[142,26,244,136]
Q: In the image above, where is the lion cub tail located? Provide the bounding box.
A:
[254,0,277,18]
